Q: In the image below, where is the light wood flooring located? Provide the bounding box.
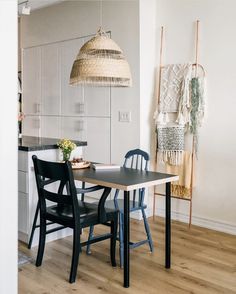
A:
[19,217,236,294]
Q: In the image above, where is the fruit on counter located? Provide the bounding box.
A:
[71,157,83,163]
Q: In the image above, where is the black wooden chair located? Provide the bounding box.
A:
[28,181,86,249]
[32,155,118,283]
[86,148,154,267]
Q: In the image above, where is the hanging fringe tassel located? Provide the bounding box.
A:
[171,184,191,199]
[154,111,170,125]
[158,150,184,165]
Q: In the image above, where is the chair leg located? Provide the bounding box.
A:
[69,227,81,283]
[119,212,124,268]
[141,208,154,252]
[86,225,94,255]
[36,217,46,267]
[110,213,118,267]
[28,202,39,249]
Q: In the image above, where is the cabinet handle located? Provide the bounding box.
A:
[77,120,84,131]
[78,102,85,114]
[35,103,40,114]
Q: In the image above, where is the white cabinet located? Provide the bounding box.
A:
[22,47,41,115]
[83,117,110,163]
[41,44,61,115]
[41,116,61,138]
[61,117,86,141]
[61,39,85,116]
[18,192,29,234]
[61,116,110,163]
[22,115,40,137]
[22,37,111,162]
[84,86,110,117]
[18,148,83,246]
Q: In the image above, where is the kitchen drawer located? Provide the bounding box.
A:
[18,171,28,194]
[18,151,28,172]
[41,116,61,138]
[18,192,29,234]
[22,115,40,137]
[61,117,86,141]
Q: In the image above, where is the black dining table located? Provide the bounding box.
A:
[73,166,178,288]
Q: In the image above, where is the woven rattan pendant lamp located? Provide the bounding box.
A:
[69,27,132,87]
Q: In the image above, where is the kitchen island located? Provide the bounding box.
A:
[18,136,87,246]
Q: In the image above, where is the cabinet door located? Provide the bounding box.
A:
[22,47,41,115]
[61,117,86,141]
[41,44,60,115]
[60,39,84,116]
[83,117,110,163]
[18,192,28,234]
[41,116,61,138]
[22,115,40,137]
[84,86,110,117]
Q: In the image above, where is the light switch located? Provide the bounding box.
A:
[119,111,131,122]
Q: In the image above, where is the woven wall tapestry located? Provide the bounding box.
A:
[154,63,192,165]
[159,63,192,113]
[157,125,185,165]
[154,63,192,125]
[154,62,206,165]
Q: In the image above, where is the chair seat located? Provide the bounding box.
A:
[105,199,147,212]
[47,201,117,227]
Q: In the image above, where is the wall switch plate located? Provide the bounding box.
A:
[119,111,131,122]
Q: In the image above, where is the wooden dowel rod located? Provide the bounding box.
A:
[190,136,195,198]
[154,192,192,201]
[157,26,164,105]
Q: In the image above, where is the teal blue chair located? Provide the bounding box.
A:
[86,148,154,267]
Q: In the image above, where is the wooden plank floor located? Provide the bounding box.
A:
[19,217,236,294]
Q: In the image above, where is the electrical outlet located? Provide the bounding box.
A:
[119,111,131,122]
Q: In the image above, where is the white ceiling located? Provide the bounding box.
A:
[18,0,66,12]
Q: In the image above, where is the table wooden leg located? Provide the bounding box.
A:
[165,182,171,268]
[124,191,130,288]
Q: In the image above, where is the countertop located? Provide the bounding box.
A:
[18,136,87,151]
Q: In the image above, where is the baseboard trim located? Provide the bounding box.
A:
[18,228,73,248]
[146,208,236,236]
[79,196,236,235]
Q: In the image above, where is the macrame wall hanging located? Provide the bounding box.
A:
[153,21,206,226]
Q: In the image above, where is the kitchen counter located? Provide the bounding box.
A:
[18,136,86,246]
[18,135,87,151]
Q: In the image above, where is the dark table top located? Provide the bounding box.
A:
[73,166,178,191]
[18,136,87,151]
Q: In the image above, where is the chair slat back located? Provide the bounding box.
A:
[123,149,149,205]
[32,155,79,220]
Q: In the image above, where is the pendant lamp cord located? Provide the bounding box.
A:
[100,0,103,29]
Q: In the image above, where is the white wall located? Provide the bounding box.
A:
[139,0,157,153]
[20,0,140,165]
[20,0,236,234]
[153,0,236,234]
[0,1,18,293]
